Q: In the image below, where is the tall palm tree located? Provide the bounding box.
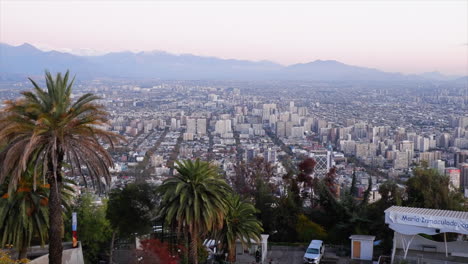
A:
[0,164,75,259]
[216,194,263,263]
[0,71,122,264]
[158,159,231,264]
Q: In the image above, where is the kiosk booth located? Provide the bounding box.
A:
[385,206,468,263]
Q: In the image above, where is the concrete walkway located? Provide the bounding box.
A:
[234,245,348,264]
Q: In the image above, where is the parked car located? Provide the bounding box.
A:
[303,240,324,264]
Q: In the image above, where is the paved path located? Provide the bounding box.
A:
[235,246,345,264]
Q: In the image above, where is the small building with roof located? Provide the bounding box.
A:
[385,206,468,264]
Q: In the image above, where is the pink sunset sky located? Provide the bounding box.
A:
[1,0,467,75]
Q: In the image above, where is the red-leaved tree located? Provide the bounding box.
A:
[136,239,182,264]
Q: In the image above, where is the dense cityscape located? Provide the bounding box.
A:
[1,1,467,264]
[3,78,468,194]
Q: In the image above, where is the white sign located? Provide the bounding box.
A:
[386,211,468,235]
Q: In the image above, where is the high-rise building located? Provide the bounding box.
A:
[170,118,178,131]
[291,126,305,138]
[460,163,468,189]
[393,151,409,169]
[430,159,445,176]
[215,119,232,135]
[445,168,461,190]
[419,137,430,152]
[187,118,196,134]
[455,151,468,168]
[276,121,286,137]
[437,133,450,149]
[263,104,277,121]
[285,121,293,137]
[263,148,277,163]
[309,150,328,178]
[458,116,468,129]
[196,118,207,135]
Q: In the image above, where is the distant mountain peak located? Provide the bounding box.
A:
[0,42,459,81]
[19,43,36,48]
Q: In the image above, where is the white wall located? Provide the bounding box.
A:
[360,240,374,261]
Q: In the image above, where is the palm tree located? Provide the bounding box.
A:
[158,159,231,264]
[0,169,49,259]
[0,71,122,264]
[217,194,263,263]
[0,165,75,259]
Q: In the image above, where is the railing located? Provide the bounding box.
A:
[394,255,467,264]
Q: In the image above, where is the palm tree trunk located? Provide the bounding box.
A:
[109,231,116,264]
[190,226,198,264]
[48,174,63,264]
[227,240,236,263]
[18,244,28,260]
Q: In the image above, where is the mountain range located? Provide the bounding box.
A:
[0,43,464,81]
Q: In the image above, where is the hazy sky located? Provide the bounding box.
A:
[1,0,467,75]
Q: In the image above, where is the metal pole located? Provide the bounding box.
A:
[444,233,448,258]
[391,232,397,264]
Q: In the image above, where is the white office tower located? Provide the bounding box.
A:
[289,101,297,113]
[263,148,277,163]
[455,127,465,138]
[430,160,445,176]
[262,104,277,121]
[196,119,207,135]
[290,113,300,125]
[215,120,232,134]
[186,118,196,134]
[269,114,277,125]
[399,140,414,164]
[285,121,293,137]
[291,126,305,138]
[458,116,468,129]
[393,151,409,169]
[419,137,430,152]
[303,119,313,133]
[171,118,178,131]
[437,133,450,149]
[276,121,286,137]
[340,140,356,155]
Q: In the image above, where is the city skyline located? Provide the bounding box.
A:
[1,0,467,75]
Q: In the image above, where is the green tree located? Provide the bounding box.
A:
[406,168,465,210]
[216,194,263,262]
[350,170,357,197]
[106,183,159,263]
[253,179,276,234]
[271,192,300,242]
[0,71,122,263]
[73,193,112,264]
[295,214,326,242]
[361,176,373,206]
[158,159,231,264]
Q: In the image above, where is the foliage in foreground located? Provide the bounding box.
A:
[0,250,28,264]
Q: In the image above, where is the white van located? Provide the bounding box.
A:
[303,240,324,264]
